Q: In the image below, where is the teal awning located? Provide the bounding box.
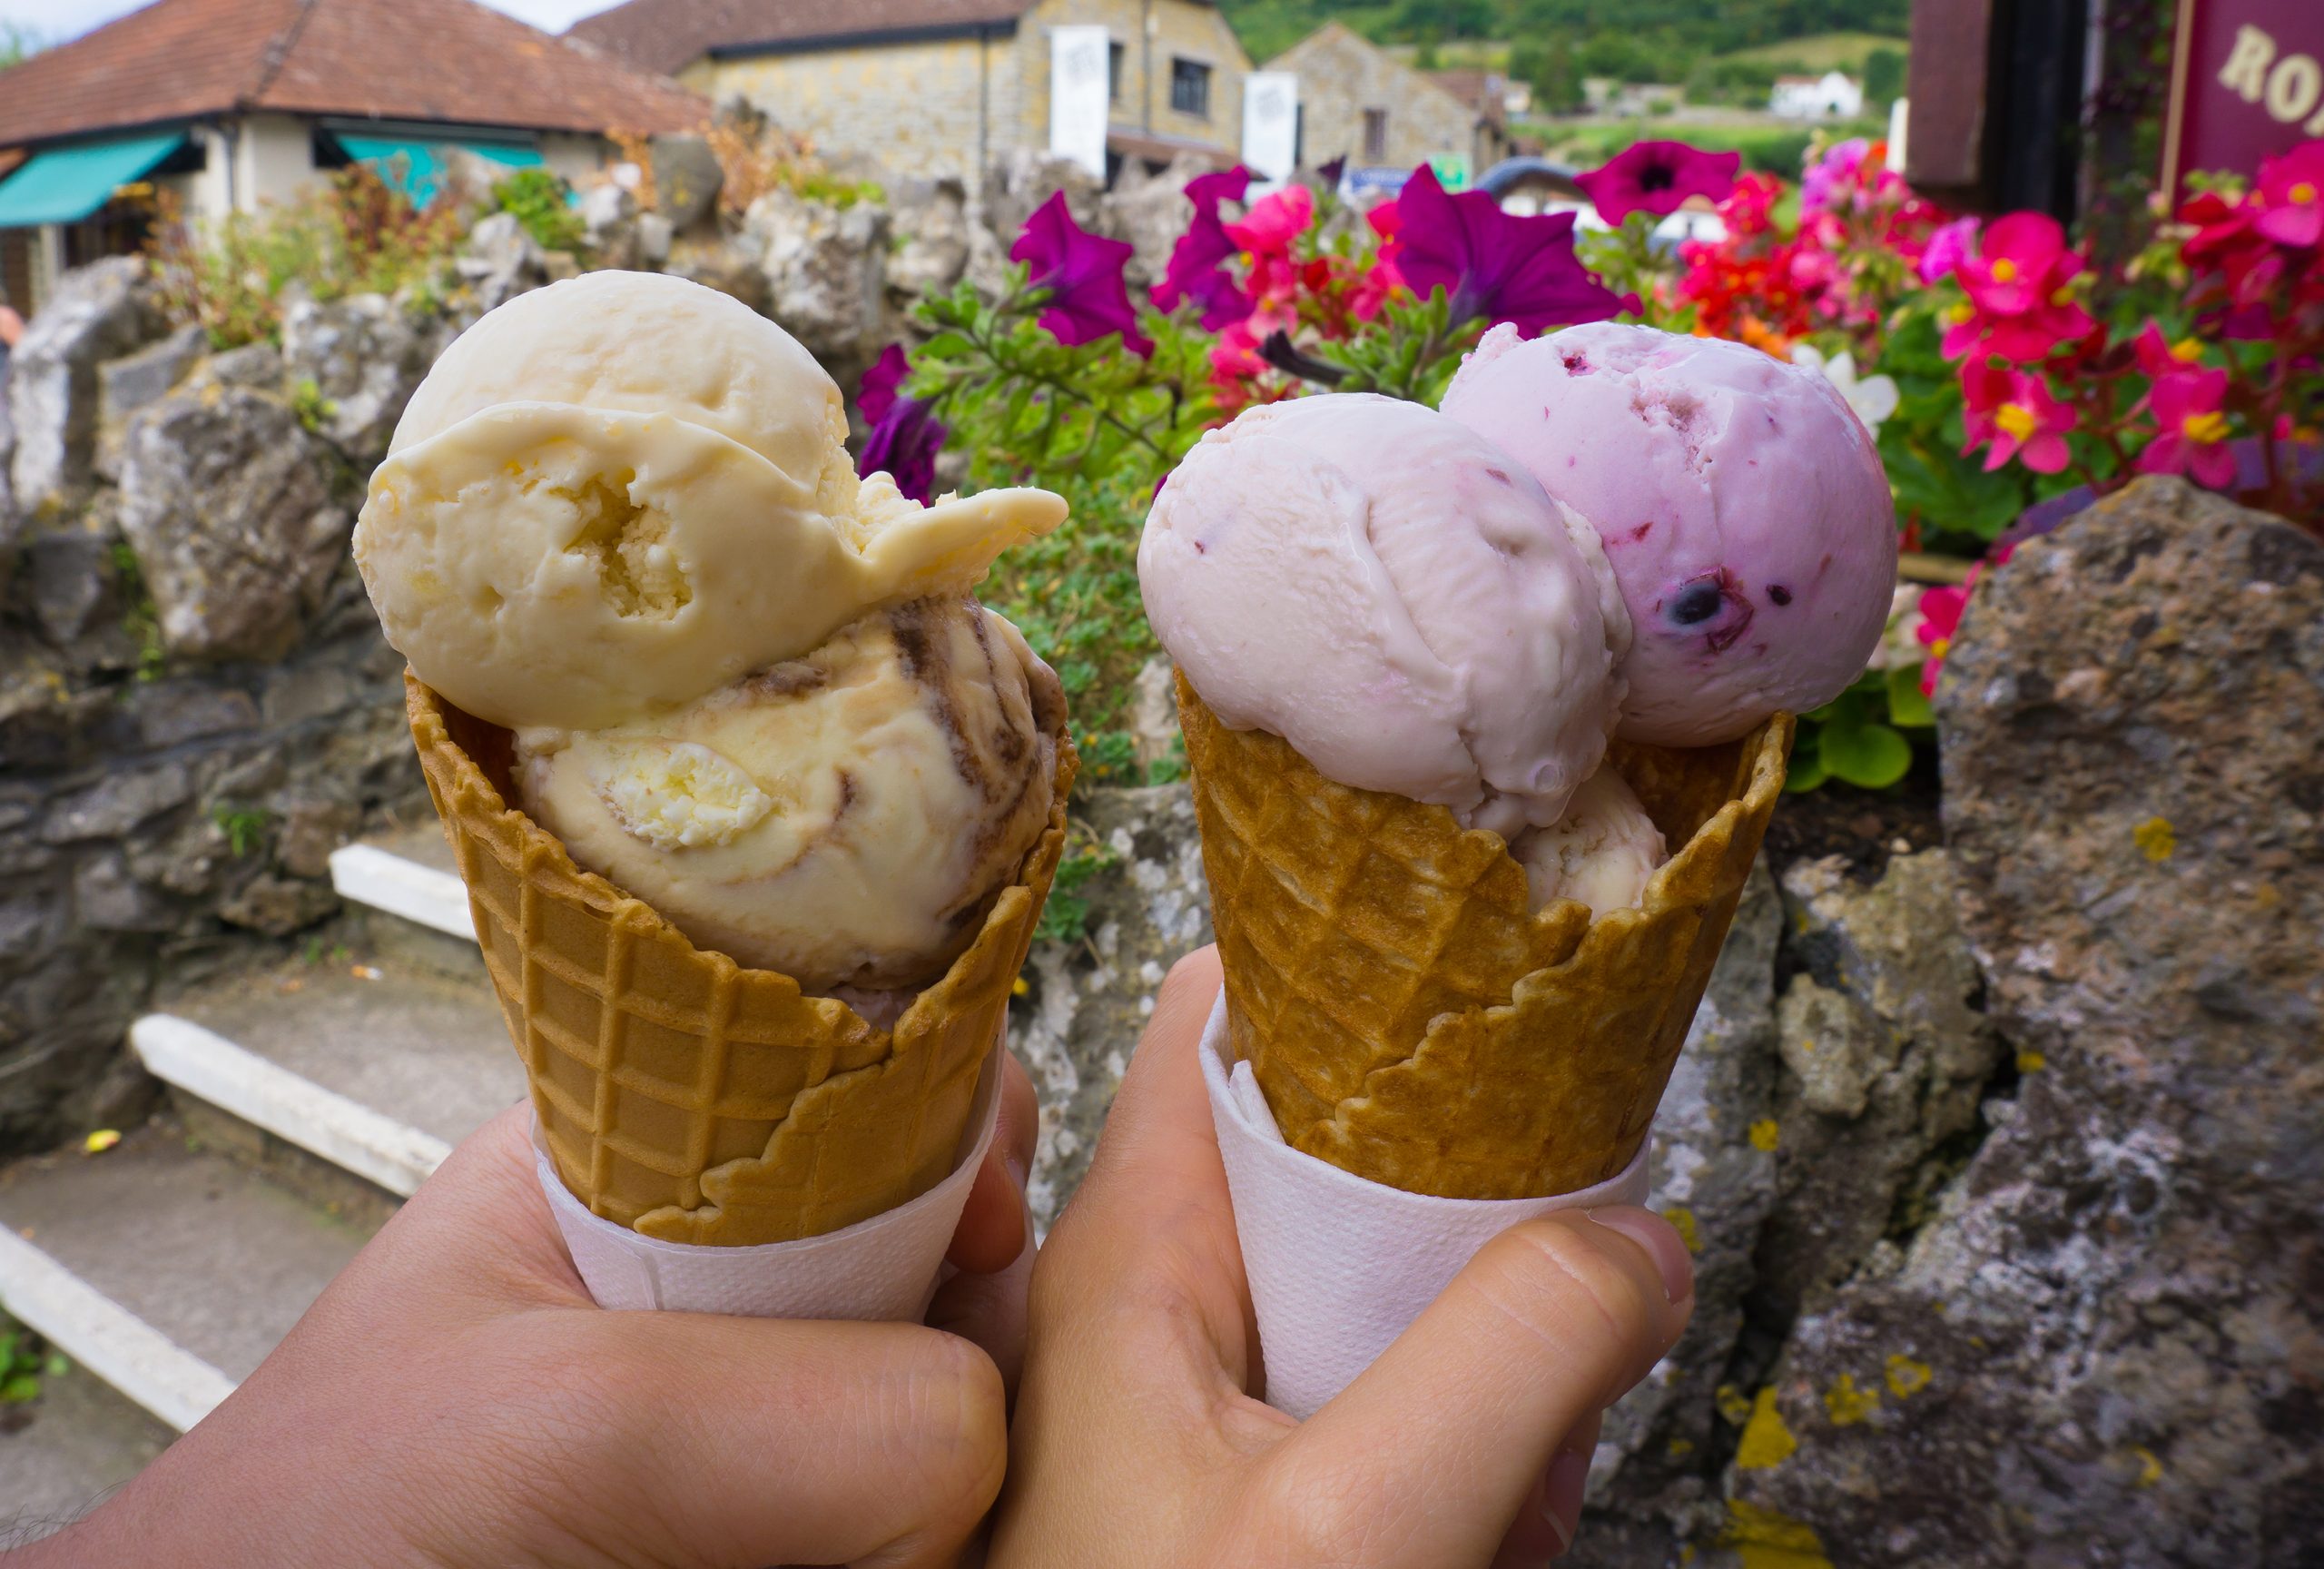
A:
[338,135,541,204]
[0,131,187,227]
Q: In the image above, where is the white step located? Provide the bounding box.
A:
[0,1124,379,1434]
[132,958,523,1198]
[329,826,473,942]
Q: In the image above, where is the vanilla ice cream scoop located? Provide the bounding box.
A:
[357,272,1064,731]
[1512,763,1667,915]
[1443,322,1896,746]
[515,596,1064,992]
[1140,394,1628,837]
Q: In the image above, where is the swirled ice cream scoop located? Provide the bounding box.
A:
[515,597,1062,992]
[356,271,1063,731]
[1442,322,1896,746]
[1139,393,1628,837]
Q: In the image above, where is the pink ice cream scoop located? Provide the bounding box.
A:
[1442,322,1896,746]
[1139,393,1628,838]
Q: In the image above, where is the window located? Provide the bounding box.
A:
[1363,108,1388,161]
[1170,57,1211,118]
[1108,40,1126,104]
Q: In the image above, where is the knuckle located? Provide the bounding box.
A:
[1480,1219,1659,1379]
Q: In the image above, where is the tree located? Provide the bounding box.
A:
[0,22,44,68]
[1510,38,1586,115]
[1862,46,1906,107]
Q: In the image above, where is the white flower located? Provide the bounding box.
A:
[1792,343,1900,434]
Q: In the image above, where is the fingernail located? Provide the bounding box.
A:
[1587,1207,1692,1304]
[1541,1447,1590,1557]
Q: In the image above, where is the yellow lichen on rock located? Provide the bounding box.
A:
[1823,1373,1881,1427]
[1885,1352,1935,1397]
[1718,1499,1835,1569]
[1735,1387,1798,1470]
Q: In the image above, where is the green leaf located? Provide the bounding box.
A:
[916,331,972,360]
[1,1374,40,1404]
[1785,749,1830,793]
[1818,719,1914,789]
[1885,665,1935,728]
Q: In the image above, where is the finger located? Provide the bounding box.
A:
[1032,945,1254,1386]
[1270,1208,1691,1569]
[441,1313,1008,1569]
[928,1183,1035,1401]
[1492,1411,1601,1568]
[949,1051,1040,1274]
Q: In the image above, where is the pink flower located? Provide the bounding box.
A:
[1799,138,1868,215]
[2136,368,2237,488]
[1918,217,1978,283]
[2253,140,2324,248]
[1947,212,2096,360]
[2132,321,2205,380]
[1961,362,2075,473]
[1576,140,1741,224]
[1392,163,1633,335]
[1010,192,1153,356]
[1224,183,1313,255]
[1915,543,2014,696]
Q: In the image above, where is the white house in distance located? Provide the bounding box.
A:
[0,0,704,314]
[1769,71,1866,120]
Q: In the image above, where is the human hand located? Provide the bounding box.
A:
[990,947,1694,1568]
[19,1055,1041,1569]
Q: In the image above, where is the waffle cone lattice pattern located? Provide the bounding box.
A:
[409,674,1075,1245]
[1179,676,1789,1199]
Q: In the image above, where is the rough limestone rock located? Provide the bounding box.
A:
[651,134,724,232]
[1737,479,2324,1567]
[0,385,16,586]
[280,292,442,462]
[1758,848,2002,1321]
[94,323,206,481]
[579,182,640,271]
[1128,657,1181,772]
[1588,859,1782,1544]
[887,178,973,300]
[116,384,351,662]
[984,148,1106,245]
[1010,784,1211,1226]
[455,212,547,312]
[6,258,163,513]
[743,189,891,371]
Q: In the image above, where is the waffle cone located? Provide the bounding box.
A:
[1178,676,1789,1199]
[407,672,1075,1246]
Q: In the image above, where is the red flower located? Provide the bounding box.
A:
[2136,368,2238,488]
[1010,191,1153,356]
[1224,183,1313,254]
[2254,140,2324,248]
[1915,543,2014,696]
[1576,140,1741,224]
[1961,362,2075,473]
[1392,163,1632,335]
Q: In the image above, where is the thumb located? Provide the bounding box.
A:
[1265,1207,1692,1568]
[507,1312,1008,1569]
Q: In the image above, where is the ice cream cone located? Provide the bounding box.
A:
[407,672,1076,1245]
[1177,675,1790,1200]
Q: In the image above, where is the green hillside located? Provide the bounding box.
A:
[1220,0,1907,72]
[1715,30,1910,71]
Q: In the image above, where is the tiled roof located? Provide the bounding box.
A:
[572,0,1044,78]
[1427,69,1507,124]
[0,0,707,150]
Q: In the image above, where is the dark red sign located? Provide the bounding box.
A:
[2163,0,2324,197]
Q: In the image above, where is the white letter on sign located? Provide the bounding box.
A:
[2219,25,2277,102]
[2265,54,2321,123]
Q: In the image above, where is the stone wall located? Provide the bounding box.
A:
[702,35,1011,188]
[1265,23,1482,173]
[1012,0,1250,162]
[0,258,444,1150]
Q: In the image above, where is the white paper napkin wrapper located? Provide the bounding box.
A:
[1201,995,1650,1419]
[536,1042,1002,1319]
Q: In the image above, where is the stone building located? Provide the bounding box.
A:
[0,0,704,316]
[571,0,1251,185]
[1263,23,1512,187]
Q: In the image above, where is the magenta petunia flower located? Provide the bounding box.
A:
[855,342,946,504]
[1392,163,1633,336]
[2254,140,2324,247]
[1011,191,1154,356]
[859,342,910,424]
[1153,169,1256,328]
[1576,140,1741,224]
[859,396,949,506]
